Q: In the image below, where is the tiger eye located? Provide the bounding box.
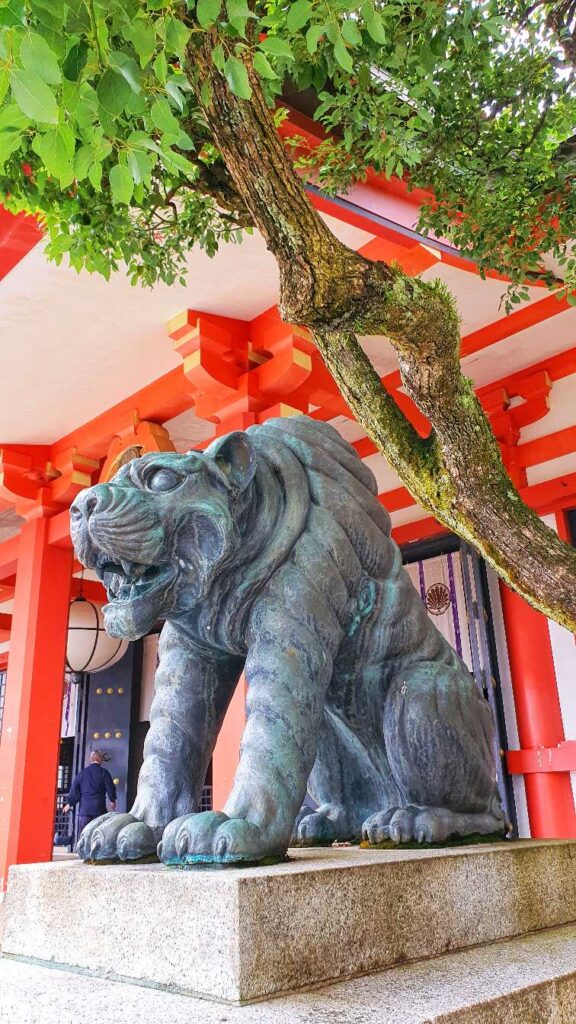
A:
[146,467,182,492]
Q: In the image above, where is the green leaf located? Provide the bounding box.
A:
[37,126,74,182]
[306,24,324,54]
[287,0,312,33]
[196,0,221,29]
[211,43,225,70]
[108,52,142,94]
[33,0,65,31]
[153,50,167,84]
[165,77,185,111]
[20,32,62,85]
[109,159,133,204]
[124,19,156,67]
[160,144,195,176]
[0,102,27,131]
[200,80,212,106]
[567,291,576,307]
[226,0,251,34]
[127,148,152,185]
[0,68,8,104]
[341,19,362,46]
[333,34,353,72]
[416,106,433,125]
[150,97,180,134]
[87,159,102,191]
[57,121,75,157]
[253,51,278,80]
[224,55,251,99]
[165,17,190,58]
[362,4,386,44]
[0,129,22,165]
[73,143,95,180]
[96,70,131,115]
[259,36,294,60]
[124,91,146,117]
[0,0,25,28]
[10,69,58,123]
[62,40,89,82]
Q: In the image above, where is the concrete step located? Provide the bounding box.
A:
[2,841,576,1002]
[2,923,576,1023]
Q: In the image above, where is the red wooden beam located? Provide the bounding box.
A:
[517,426,576,469]
[520,472,576,515]
[47,510,72,550]
[462,291,573,359]
[0,536,19,579]
[0,207,42,281]
[378,486,412,513]
[392,517,448,546]
[0,576,15,601]
[507,742,576,774]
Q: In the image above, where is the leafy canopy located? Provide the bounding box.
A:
[0,0,574,298]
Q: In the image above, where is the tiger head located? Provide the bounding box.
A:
[69,434,256,641]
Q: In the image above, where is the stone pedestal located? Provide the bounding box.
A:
[3,841,576,1005]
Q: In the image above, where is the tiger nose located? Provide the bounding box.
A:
[70,485,111,523]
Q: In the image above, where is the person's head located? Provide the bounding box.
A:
[90,750,103,765]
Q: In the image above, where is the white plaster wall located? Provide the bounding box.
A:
[139,633,159,723]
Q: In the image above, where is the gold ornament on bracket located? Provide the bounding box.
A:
[99,420,176,483]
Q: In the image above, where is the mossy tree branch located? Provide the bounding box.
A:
[194,46,576,632]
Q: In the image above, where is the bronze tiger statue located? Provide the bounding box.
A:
[70,415,505,865]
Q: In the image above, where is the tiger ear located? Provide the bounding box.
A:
[209,432,256,492]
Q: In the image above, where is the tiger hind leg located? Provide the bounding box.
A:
[294,704,399,845]
[362,660,506,845]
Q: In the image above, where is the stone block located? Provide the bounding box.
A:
[3,841,576,1004]
[3,923,576,1023]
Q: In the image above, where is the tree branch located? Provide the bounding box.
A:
[193,43,576,632]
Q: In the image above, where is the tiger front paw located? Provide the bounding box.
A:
[77,812,160,863]
[158,811,284,866]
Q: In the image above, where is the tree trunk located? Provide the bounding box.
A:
[193,43,576,633]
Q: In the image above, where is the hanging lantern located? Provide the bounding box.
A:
[66,595,128,674]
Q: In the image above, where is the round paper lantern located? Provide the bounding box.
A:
[66,596,128,674]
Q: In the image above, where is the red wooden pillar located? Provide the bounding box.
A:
[0,518,72,891]
[212,675,246,812]
[500,584,576,838]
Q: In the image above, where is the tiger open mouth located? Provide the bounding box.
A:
[96,560,174,603]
